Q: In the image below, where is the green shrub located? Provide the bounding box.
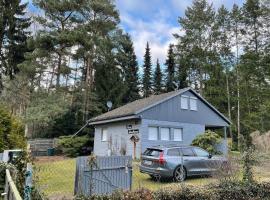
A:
[210,180,270,200]
[154,185,211,200]
[0,105,26,151]
[191,130,222,154]
[75,181,270,200]
[56,135,93,157]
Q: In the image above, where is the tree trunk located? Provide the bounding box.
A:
[56,53,62,88]
[226,72,232,138]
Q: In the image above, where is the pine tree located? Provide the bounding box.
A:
[216,5,234,140]
[33,0,77,89]
[0,0,30,81]
[230,4,243,149]
[94,39,126,112]
[153,59,163,94]
[176,0,216,95]
[116,33,140,103]
[165,44,176,92]
[142,42,152,97]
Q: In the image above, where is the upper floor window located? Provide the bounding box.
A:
[101,128,108,142]
[180,95,189,109]
[190,97,197,111]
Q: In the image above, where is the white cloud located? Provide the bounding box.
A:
[121,13,181,66]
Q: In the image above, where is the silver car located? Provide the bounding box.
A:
[139,145,227,181]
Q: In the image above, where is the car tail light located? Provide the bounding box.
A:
[158,152,166,165]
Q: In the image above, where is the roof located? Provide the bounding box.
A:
[89,87,231,125]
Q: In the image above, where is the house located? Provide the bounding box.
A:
[89,87,231,159]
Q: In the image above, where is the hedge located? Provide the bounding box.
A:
[75,180,270,200]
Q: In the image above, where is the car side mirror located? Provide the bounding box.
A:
[208,154,212,159]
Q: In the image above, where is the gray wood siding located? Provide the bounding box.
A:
[139,91,229,127]
[140,119,205,153]
[94,120,141,159]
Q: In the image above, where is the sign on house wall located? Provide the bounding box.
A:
[128,129,139,134]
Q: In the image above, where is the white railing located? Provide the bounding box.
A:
[3,169,22,200]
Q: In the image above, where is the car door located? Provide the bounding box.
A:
[179,147,199,176]
[165,148,182,171]
[192,147,212,174]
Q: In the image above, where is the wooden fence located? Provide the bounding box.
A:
[28,138,58,156]
[4,169,22,200]
[74,156,132,196]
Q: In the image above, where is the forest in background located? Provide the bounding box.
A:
[0,0,269,150]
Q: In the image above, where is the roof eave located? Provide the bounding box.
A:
[88,115,140,126]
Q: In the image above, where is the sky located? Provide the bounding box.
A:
[115,0,245,65]
[25,0,245,66]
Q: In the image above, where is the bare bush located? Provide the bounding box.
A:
[251,131,270,153]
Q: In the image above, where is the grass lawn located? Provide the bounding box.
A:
[34,153,270,198]
[35,157,76,198]
[34,157,216,198]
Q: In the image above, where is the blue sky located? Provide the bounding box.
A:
[115,0,245,65]
[24,0,245,65]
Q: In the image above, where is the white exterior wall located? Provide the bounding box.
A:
[93,120,141,159]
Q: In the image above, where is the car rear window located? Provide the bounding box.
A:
[180,148,195,156]
[143,149,163,157]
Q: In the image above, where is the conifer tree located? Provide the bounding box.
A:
[165,44,176,92]
[116,33,140,103]
[153,59,163,94]
[175,0,216,95]
[142,42,152,97]
[0,0,30,81]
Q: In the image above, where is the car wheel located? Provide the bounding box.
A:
[149,175,161,181]
[173,166,186,182]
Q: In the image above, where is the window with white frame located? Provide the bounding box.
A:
[101,128,108,142]
[181,95,189,109]
[160,127,170,141]
[148,127,158,140]
[190,97,197,111]
[173,128,183,141]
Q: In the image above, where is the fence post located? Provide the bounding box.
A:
[88,154,96,197]
[24,163,32,200]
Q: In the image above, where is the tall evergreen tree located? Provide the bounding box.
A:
[0,0,30,81]
[175,0,216,95]
[116,33,140,103]
[33,0,77,89]
[165,44,176,92]
[153,59,163,94]
[142,42,152,97]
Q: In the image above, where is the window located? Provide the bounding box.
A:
[190,97,197,111]
[180,148,195,156]
[167,148,181,156]
[101,128,107,142]
[193,147,209,157]
[173,128,183,141]
[143,148,162,157]
[160,127,170,141]
[181,95,189,109]
[148,127,158,140]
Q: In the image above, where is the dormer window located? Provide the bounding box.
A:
[190,97,197,111]
[180,95,189,109]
